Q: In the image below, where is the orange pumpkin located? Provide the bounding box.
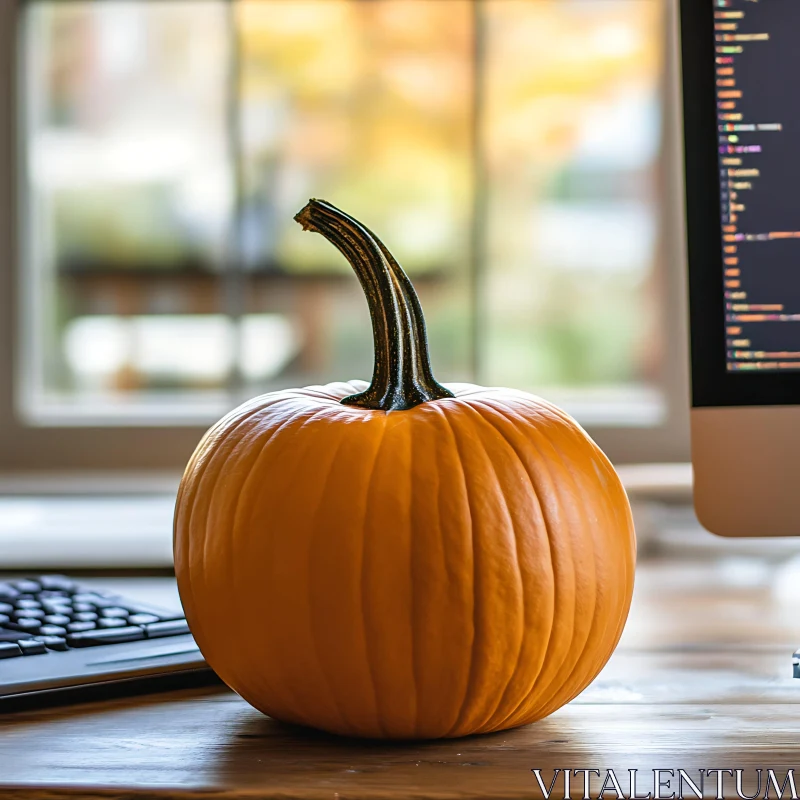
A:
[174,199,635,740]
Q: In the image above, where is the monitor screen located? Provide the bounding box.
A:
[714,0,800,373]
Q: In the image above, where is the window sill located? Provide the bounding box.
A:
[19,385,666,429]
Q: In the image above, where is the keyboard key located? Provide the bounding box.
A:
[0,630,33,642]
[89,597,118,608]
[38,636,68,651]
[0,642,22,659]
[0,584,19,601]
[0,615,8,626]
[45,610,72,621]
[39,590,70,599]
[67,626,145,648]
[145,620,190,639]
[19,640,47,656]
[85,598,117,610]
[128,614,160,625]
[12,580,41,594]
[43,614,71,626]
[72,593,109,605]
[73,612,98,623]
[97,618,126,629]
[66,621,96,633]
[100,607,129,619]
[13,609,45,620]
[126,603,184,621]
[42,601,72,614]
[0,602,13,615]
[39,575,76,593]
[7,619,40,632]
[16,599,41,610]
[39,625,67,636]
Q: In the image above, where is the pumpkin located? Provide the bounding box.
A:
[174,199,635,740]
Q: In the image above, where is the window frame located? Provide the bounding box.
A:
[0,0,691,472]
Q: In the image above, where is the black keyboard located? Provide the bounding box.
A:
[0,575,211,705]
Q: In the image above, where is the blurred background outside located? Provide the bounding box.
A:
[19,0,667,428]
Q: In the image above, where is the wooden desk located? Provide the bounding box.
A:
[2,554,800,799]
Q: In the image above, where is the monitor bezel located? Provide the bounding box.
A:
[680,0,800,407]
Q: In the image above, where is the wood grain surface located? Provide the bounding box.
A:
[2,554,800,799]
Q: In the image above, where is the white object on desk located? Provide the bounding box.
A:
[0,495,175,568]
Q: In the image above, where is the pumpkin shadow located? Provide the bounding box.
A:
[212,709,599,796]
[224,709,504,753]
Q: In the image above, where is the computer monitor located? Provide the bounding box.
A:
[681,0,800,537]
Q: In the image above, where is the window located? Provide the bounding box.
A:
[0,0,689,471]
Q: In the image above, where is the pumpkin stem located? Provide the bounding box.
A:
[294,199,454,411]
